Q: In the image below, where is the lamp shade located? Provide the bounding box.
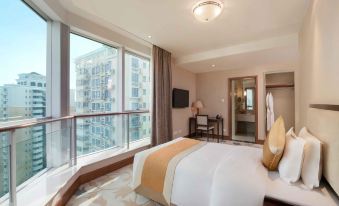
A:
[192,0,223,22]
[194,100,204,109]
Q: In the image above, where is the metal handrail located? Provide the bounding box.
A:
[1,109,151,205]
[74,110,149,118]
[0,110,149,132]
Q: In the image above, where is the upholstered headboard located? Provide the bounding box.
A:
[308,104,339,196]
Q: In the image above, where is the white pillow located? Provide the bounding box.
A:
[298,127,323,189]
[278,127,305,184]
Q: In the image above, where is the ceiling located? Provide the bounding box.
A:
[54,0,308,72]
[182,45,299,73]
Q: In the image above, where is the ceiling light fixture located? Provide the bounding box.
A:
[147,35,152,39]
[211,64,216,67]
[193,0,223,22]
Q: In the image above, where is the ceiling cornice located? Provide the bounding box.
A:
[29,0,152,55]
[176,33,299,65]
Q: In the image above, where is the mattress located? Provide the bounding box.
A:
[265,171,339,206]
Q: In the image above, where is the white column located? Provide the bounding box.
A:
[46,21,71,168]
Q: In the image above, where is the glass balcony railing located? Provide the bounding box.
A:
[0,132,10,202]
[76,114,127,156]
[0,110,150,205]
[129,113,151,143]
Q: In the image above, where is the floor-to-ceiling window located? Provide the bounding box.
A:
[70,33,151,156]
[0,0,48,198]
[0,1,152,203]
[70,33,120,155]
[124,52,151,142]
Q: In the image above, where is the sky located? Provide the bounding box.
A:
[0,0,103,89]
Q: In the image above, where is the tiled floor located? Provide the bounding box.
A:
[67,140,262,206]
[67,165,157,206]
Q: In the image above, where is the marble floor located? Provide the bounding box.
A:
[67,140,262,206]
[67,165,157,206]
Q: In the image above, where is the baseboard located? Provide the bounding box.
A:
[256,139,265,144]
[264,197,292,206]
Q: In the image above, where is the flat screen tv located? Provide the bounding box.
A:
[173,88,189,108]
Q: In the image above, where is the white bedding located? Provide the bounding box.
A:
[132,138,339,206]
[265,171,339,206]
[133,138,266,206]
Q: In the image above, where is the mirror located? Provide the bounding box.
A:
[229,77,257,143]
[245,87,255,111]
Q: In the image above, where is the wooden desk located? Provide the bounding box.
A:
[189,117,224,139]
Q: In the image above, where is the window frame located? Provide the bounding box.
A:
[1,1,52,204]
[0,0,52,124]
[67,31,152,114]
[23,0,51,22]
[69,31,122,113]
[123,50,151,112]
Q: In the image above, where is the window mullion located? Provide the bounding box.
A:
[121,47,126,112]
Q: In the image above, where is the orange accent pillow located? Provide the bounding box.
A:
[262,116,286,170]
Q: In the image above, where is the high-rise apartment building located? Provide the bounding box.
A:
[124,53,151,141]
[74,46,121,155]
[0,72,46,196]
[74,47,151,155]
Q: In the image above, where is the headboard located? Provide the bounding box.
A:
[308,104,339,196]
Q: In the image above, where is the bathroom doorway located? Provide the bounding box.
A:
[228,76,258,143]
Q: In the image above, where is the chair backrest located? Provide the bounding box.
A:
[196,115,208,126]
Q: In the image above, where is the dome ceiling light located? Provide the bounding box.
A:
[192,0,223,22]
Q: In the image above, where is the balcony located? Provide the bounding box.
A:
[0,111,150,206]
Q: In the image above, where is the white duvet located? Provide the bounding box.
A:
[132,138,267,206]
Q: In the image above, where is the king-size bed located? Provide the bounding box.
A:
[132,137,339,206]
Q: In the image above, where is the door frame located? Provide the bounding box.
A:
[228,76,259,143]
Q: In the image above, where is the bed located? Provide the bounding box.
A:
[132,138,339,206]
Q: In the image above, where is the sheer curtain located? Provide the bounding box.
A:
[152,45,173,146]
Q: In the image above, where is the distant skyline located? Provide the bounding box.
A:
[0,0,103,89]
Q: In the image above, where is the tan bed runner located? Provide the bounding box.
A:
[135,138,206,205]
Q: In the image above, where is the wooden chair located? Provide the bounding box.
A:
[196,115,215,142]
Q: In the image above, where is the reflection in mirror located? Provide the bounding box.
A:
[245,88,254,111]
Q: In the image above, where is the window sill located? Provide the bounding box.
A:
[0,139,150,206]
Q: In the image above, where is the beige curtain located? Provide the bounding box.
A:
[152,45,173,146]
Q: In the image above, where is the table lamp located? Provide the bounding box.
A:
[194,100,204,115]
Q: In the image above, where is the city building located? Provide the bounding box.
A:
[74,47,151,155]
[124,53,151,141]
[0,72,46,196]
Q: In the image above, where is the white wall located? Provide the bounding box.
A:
[172,65,196,138]
[299,0,339,195]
